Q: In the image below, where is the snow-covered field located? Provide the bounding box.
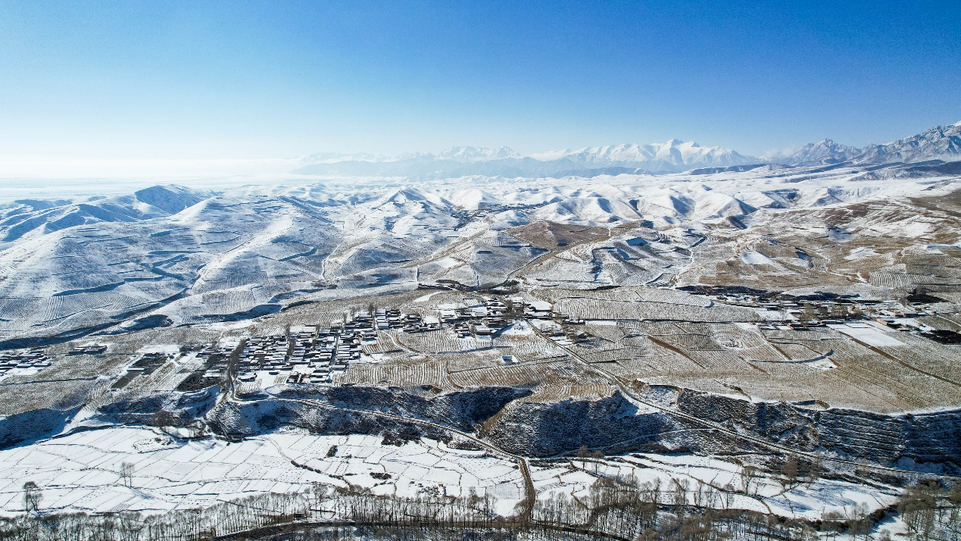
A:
[0,425,903,530]
[828,323,904,347]
[0,427,525,517]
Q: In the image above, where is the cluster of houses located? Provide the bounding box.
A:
[531,317,593,347]
[0,348,50,379]
[193,344,236,383]
[439,298,509,337]
[435,297,553,338]
[68,344,108,355]
[706,290,949,331]
[113,351,171,389]
[224,297,576,387]
[403,296,595,345]
[236,323,368,386]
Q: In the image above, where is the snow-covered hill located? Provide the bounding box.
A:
[2,155,959,348]
[0,185,210,243]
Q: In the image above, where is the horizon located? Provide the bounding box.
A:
[1,116,959,181]
[1,1,960,178]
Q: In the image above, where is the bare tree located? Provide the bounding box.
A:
[721,483,735,509]
[740,465,761,496]
[118,511,144,541]
[671,478,691,518]
[802,452,823,487]
[844,502,873,540]
[151,408,177,428]
[780,456,801,490]
[121,461,135,487]
[22,481,41,514]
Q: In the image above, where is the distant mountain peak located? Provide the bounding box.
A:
[436,146,520,162]
[849,122,961,165]
[769,138,861,166]
[301,151,381,163]
[771,121,961,167]
[295,138,759,177]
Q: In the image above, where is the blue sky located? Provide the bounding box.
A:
[1,0,959,164]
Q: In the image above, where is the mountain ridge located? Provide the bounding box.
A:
[294,121,961,178]
[293,139,758,178]
[771,122,961,167]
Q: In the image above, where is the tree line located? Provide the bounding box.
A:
[3,472,959,541]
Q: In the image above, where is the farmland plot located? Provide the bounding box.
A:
[574,315,961,410]
[761,342,822,362]
[445,350,519,377]
[738,342,786,363]
[551,295,760,322]
[448,357,602,390]
[521,255,599,286]
[394,330,484,356]
[0,428,525,517]
[639,346,708,375]
[827,363,932,411]
[336,359,445,387]
[538,286,711,307]
[529,381,615,402]
[762,328,836,355]
[572,344,652,366]
[121,355,194,394]
[881,333,961,382]
[599,354,662,377]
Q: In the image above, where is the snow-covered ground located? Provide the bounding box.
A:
[828,323,904,347]
[1,161,959,345]
[0,425,902,528]
[531,454,899,521]
[0,427,525,518]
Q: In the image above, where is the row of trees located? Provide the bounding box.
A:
[6,473,959,541]
[896,480,961,540]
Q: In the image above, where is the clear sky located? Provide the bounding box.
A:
[1,0,959,168]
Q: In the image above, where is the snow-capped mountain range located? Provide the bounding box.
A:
[853,121,961,164]
[295,121,961,178]
[770,121,961,167]
[294,139,757,177]
[530,140,751,170]
[768,139,863,166]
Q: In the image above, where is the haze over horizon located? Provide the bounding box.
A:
[1,1,960,178]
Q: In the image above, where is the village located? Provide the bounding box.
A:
[699,287,957,337]
[226,297,557,390]
[2,288,959,389]
[0,347,49,380]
